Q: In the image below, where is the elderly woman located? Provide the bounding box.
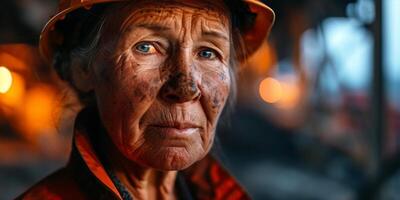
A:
[17,0,274,199]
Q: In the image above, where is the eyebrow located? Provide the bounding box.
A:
[133,24,172,32]
[202,30,229,41]
[129,24,229,41]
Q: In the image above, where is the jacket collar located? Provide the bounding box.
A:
[71,108,250,200]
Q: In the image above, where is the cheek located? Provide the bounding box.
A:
[199,65,231,122]
[95,54,162,108]
[92,55,163,145]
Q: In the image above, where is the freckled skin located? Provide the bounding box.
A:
[90,0,231,174]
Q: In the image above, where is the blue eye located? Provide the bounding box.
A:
[198,49,217,59]
[135,42,156,54]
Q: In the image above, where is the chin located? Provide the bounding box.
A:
[137,146,205,171]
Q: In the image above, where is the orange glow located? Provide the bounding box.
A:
[246,41,277,75]
[277,82,301,109]
[259,77,301,109]
[21,85,58,139]
[0,66,12,94]
[0,52,27,72]
[0,71,25,108]
[259,77,283,103]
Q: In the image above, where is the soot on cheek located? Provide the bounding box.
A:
[201,74,229,115]
[211,91,226,111]
[132,77,161,103]
[133,82,148,102]
[149,80,162,99]
[218,72,227,81]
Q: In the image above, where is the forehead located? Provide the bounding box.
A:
[118,0,229,16]
[106,0,231,32]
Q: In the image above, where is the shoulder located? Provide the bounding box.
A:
[15,167,85,200]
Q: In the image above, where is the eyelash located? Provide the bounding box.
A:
[133,42,222,61]
[197,48,221,60]
[133,41,159,55]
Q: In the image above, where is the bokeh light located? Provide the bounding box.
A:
[0,66,12,94]
[276,82,301,109]
[259,76,301,109]
[259,77,283,103]
[0,71,25,108]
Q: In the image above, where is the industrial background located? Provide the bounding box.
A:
[0,0,399,199]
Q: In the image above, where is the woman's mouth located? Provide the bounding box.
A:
[148,122,201,138]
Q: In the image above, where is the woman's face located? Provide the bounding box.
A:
[90,0,231,170]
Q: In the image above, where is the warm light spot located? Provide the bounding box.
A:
[277,82,301,109]
[21,85,58,139]
[246,41,277,75]
[0,72,25,108]
[0,66,12,94]
[259,77,283,103]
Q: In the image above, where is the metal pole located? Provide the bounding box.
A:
[358,1,385,199]
[370,0,385,178]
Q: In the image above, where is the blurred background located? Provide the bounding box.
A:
[0,0,399,199]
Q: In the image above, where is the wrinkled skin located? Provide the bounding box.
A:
[74,1,233,198]
[87,0,231,171]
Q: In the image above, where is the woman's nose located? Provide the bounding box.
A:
[159,72,201,104]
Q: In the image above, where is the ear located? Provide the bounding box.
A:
[70,57,94,93]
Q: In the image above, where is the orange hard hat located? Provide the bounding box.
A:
[39,0,275,64]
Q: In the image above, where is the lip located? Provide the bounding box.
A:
[150,121,201,130]
[148,122,201,137]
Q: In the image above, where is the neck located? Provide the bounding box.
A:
[101,133,178,200]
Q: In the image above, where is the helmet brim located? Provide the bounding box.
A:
[39,0,275,64]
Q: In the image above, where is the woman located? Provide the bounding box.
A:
[17,0,274,199]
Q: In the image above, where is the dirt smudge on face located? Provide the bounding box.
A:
[90,0,233,171]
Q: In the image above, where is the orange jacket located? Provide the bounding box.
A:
[16,108,251,200]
